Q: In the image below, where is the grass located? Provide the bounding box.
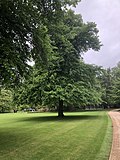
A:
[0,111,112,160]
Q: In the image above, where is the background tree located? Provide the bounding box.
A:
[0,89,13,113]
[111,62,120,106]
[99,68,113,108]
[98,62,120,108]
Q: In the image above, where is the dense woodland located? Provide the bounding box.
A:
[0,0,120,116]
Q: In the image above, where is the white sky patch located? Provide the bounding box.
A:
[27,60,35,66]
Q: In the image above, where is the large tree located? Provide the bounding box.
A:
[43,10,101,116]
[13,9,102,117]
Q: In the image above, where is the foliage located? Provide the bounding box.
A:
[0,0,81,85]
[13,62,103,113]
[1,0,106,114]
[0,89,13,112]
[99,68,113,107]
[98,62,120,107]
[111,62,120,105]
[112,79,120,105]
[13,7,102,116]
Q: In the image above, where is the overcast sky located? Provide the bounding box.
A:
[74,0,120,68]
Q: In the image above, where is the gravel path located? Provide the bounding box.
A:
[108,111,120,160]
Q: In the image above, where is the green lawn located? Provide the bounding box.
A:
[0,111,112,160]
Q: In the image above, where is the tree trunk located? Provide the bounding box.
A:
[58,99,64,117]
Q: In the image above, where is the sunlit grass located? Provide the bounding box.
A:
[0,111,112,160]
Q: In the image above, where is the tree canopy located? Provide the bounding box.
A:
[0,0,81,85]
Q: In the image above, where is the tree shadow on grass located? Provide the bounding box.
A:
[0,131,30,153]
[18,114,99,123]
